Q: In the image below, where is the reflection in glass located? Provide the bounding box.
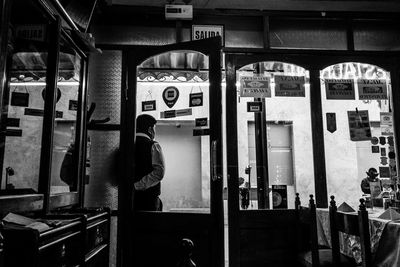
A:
[135,51,211,213]
[0,0,51,194]
[321,62,395,209]
[236,62,313,209]
[51,38,81,194]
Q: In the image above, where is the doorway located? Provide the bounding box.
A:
[119,37,224,267]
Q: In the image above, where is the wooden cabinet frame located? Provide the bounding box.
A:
[0,0,90,215]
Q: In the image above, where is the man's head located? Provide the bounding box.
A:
[366,167,379,178]
[136,114,157,140]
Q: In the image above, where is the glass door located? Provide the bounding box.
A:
[119,37,223,267]
[225,54,314,267]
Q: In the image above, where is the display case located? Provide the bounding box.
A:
[0,0,108,266]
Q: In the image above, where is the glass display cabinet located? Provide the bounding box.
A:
[0,0,88,213]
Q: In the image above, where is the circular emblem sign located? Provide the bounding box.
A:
[162,86,179,108]
[371,136,379,145]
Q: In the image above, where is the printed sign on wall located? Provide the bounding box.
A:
[162,86,179,108]
[240,76,271,98]
[326,113,337,133]
[380,112,393,136]
[189,92,203,107]
[142,100,156,111]
[272,185,288,209]
[325,79,355,99]
[274,75,305,97]
[358,79,387,100]
[347,110,371,141]
[191,25,224,45]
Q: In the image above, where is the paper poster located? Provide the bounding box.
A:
[347,110,371,141]
[379,166,390,178]
[325,79,355,99]
[369,181,382,199]
[274,75,305,97]
[358,79,387,100]
[240,75,271,98]
[272,185,288,209]
[326,113,337,133]
[380,112,393,136]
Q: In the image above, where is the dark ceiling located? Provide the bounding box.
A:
[110,0,400,12]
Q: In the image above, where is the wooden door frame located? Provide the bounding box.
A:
[225,50,400,267]
[118,36,223,267]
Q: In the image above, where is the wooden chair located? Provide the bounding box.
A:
[329,196,372,267]
[295,193,332,267]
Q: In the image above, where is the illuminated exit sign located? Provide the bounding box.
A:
[191,24,224,46]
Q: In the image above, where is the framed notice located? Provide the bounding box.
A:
[325,79,355,99]
[358,79,387,100]
[380,112,393,136]
[274,75,305,97]
[347,110,371,141]
[272,185,288,209]
[240,75,271,98]
[191,24,224,46]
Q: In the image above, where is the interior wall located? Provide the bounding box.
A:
[157,124,202,211]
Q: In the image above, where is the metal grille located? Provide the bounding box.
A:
[84,50,122,209]
[88,50,122,124]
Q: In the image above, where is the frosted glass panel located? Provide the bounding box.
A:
[354,20,400,51]
[270,18,347,50]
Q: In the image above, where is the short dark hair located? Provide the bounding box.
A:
[367,167,378,175]
[136,114,157,133]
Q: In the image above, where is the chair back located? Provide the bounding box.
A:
[329,196,372,267]
[295,193,319,267]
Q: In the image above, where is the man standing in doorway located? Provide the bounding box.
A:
[134,114,165,211]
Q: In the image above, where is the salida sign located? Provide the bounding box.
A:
[191,25,224,45]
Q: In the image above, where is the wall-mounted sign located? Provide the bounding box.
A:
[274,75,305,97]
[11,91,30,107]
[191,24,224,46]
[42,87,62,103]
[381,147,387,156]
[160,108,192,119]
[272,185,287,209]
[347,110,371,141]
[189,92,203,107]
[240,76,271,98]
[326,113,337,133]
[6,118,20,127]
[380,112,393,136]
[325,79,355,100]
[388,136,394,146]
[25,108,63,118]
[379,136,386,145]
[162,86,179,108]
[195,117,208,127]
[371,146,380,153]
[193,128,210,136]
[15,24,46,42]
[69,100,78,111]
[358,79,387,100]
[371,136,379,145]
[379,166,390,178]
[142,100,156,111]
[247,101,262,112]
[5,129,22,137]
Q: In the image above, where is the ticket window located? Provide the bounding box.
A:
[320,62,396,208]
[236,61,314,210]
